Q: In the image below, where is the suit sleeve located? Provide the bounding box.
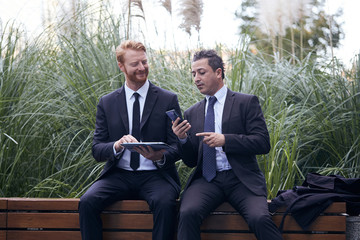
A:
[92,97,118,162]
[223,95,270,155]
[178,109,200,168]
[162,95,182,166]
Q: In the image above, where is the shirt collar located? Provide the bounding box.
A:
[206,85,227,105]
[125,80,149,100]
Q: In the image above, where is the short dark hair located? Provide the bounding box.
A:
[192,50,225,79]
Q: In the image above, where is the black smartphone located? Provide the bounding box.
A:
[166,109,183,122]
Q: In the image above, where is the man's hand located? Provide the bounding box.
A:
[134,146,166,162]
[196,132,225,148]
[172,118,191,139]
[114,134,138,153]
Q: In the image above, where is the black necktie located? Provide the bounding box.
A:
[202,96,217,182]
[130,92,140,170]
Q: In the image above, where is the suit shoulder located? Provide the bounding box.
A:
[151,83,177,97]
[229,90,256,99]
[101,88,121,98]
[230,91,260,102]
[159,87,178,98]
[184,100,203,115]
[97,88,122,104]
[150,84,177,98]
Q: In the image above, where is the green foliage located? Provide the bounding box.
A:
[0,5,125,197]
[226,49,360,197]
[1,3,359,199]
[236,0,344,61]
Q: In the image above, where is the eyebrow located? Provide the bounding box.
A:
[192,67,206,72]
[129,59,147,64]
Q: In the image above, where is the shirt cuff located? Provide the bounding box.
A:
[154,155,166,167]
[113,142,124,157]
[179,136,188,144]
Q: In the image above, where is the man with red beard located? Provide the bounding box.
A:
[79,40,181,240]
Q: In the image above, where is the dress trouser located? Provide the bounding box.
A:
[177,170,283,240]
[79,168,178,240]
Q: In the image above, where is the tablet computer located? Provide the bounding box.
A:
[121,142,175,152]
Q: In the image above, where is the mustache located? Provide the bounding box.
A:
[135,69,148,74]
[195,81,203,87]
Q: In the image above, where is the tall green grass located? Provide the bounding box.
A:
[226,51,360,197]
[1,4,359,198]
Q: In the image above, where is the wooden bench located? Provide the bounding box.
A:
[0,198,346,240]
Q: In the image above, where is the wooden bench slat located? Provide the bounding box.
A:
[6,231,154,240]
[7,213,79,228]
[202,215,346,231]
[6,198,150,211]
[200,233,345,240]
[213,201,346,214]
[7,198,79,211]
[0,198,7,209]
[0,231,6,240]
[274,215,346,231]
[7,213,154,230]
[6,231,80,240]
[0,198,7,234]
[7,212,346,232]
[6,198,346,214]
[0,213,7,228]
[282,234,346,240]
[4,231,346,240]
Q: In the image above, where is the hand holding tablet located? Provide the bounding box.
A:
[121,142,175,152]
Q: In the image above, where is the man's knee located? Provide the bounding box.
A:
[179,202,203,222]
[247,213,272,230]
[147,189,178,213]
[79,193,101,214]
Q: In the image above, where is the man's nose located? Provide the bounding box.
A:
[138,62,145,70]
[193,73,200,82]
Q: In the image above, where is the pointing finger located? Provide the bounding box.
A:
[196,132,212,137]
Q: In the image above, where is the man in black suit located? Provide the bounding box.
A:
[172,50,283,240]
[79,40,181,240]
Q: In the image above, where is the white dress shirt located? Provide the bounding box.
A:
[115,80,158,171]
[204,85,232,171]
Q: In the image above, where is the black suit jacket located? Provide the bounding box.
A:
[92,82,181,192]
[181,88,270,196]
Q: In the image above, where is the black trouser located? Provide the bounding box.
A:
[177,170,283,240]
[79,168,178,240]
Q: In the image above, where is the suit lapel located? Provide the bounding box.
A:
[117,87,130,134]
[194,99,206,164]
[141,82,158,129]
[222,89,235,134]
[196,99,206,132]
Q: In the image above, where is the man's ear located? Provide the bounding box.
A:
[216,68,222,78]
[118,62,124,72]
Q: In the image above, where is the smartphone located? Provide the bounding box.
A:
[166,109,183,122]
